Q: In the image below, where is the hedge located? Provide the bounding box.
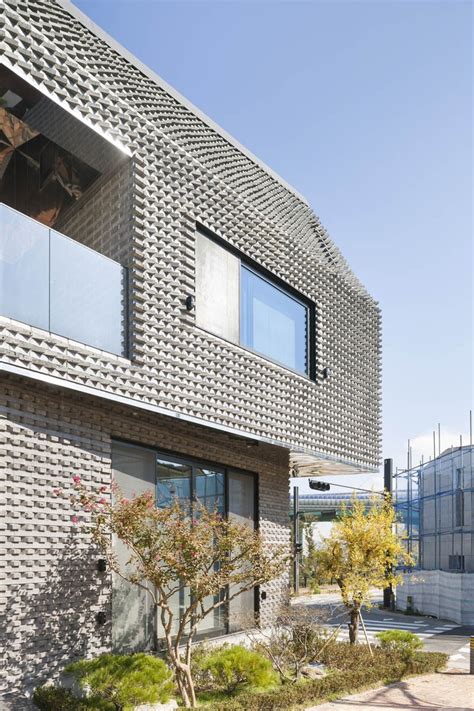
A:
[205,651,448,710]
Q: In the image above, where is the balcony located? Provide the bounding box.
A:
[0,203,128,357]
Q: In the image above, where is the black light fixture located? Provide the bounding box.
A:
[322,367,331,380]
[96,611,107,625]
[260,590,267,601]
[97,558,107,573]
[185,295,195,311]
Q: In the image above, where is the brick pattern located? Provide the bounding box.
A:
[56,161,133,267]
[0,374,290,695]
[0,0,381,469]
[24,96,125,175]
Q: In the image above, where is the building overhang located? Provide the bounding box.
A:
[0,360,376,476]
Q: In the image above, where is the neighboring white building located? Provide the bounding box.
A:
[395,445,474,624]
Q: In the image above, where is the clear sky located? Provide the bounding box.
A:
[74,0,473,491]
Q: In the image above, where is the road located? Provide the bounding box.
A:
[294,590,474,671]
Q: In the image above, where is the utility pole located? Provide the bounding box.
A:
[383,458,393,609]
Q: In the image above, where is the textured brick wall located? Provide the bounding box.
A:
[0,374,290,697]
[0,0,381,470]
[24,97,124,175]
[56,161,133,266]
[23,95,133,267]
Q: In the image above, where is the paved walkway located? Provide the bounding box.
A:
[306,671,474,710]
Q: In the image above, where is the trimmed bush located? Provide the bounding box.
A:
[65,653,174,710]
[201,650,448,709]
[376,630,423,657]
[199,645,278,693]
[33,686,112,710]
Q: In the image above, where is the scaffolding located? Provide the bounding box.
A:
[394,432,474,574]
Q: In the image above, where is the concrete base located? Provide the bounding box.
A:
[397,570,474,624]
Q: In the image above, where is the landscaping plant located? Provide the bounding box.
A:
[315,495,414,643]
[247,605,328,683]
[375,629,423,658]
[203,647,448,710]
[60,476,289,708]
[198,645,277,694]
[33,686,110,711]
[63,653,174,710]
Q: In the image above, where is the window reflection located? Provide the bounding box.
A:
[240,266,308,374]
[156,458,191,508]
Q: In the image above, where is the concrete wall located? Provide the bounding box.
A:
[397,570,474,625]
[0,373,290,698]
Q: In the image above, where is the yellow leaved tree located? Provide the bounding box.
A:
[317,495,413,644]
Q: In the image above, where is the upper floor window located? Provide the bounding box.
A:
[195,230,311,376]
[240,266,308,374]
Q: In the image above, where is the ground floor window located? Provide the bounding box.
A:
[111,440,257,650]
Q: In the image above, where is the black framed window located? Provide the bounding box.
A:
[195,228,314,378]
[112,441,257,649]
[240,265,308,375]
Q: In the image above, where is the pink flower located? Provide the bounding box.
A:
[71,515,79,524]
[72,475,81,484]
[98,498,107,505]
[52,488,61,496]
[99,485,108,493]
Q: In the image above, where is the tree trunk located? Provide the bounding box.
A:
[348,608,359,644]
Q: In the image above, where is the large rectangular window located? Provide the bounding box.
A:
[112,441,256,650]
[240,266,308,374]
[195,230,311,376]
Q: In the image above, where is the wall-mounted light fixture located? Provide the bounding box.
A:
[96,611,107,625]
[97,559,107,573]
[322,367,331,380]
[260,590,267,601]
[185,295,195,311]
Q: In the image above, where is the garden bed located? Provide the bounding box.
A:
[196,645,448,710]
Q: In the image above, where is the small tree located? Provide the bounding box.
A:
[246,605,328,683]
[63,478,289,708]
[315,495,413,644]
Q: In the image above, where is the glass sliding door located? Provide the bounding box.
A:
[228,471,256,631]
[111,442,156,652]
[156,456,193,639]
[111,441,257,648]
[195,467,226,636]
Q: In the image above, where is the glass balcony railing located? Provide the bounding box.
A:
[0,203,127,357]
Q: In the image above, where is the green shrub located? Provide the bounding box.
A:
[33,686,112,711]
[65,653,174,710]
[199,645,278,693]
[375,630,423,657]
[201,650,448,709]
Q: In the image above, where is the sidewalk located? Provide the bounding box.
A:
[305,670,474,710]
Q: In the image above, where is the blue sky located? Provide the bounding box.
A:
[74,0,472,491]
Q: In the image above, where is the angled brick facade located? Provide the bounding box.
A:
[0,0,381,701]
[0,0,381,469]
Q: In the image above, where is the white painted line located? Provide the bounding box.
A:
[450,654,466,661]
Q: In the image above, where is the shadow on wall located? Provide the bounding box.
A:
[0,535,109,706]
